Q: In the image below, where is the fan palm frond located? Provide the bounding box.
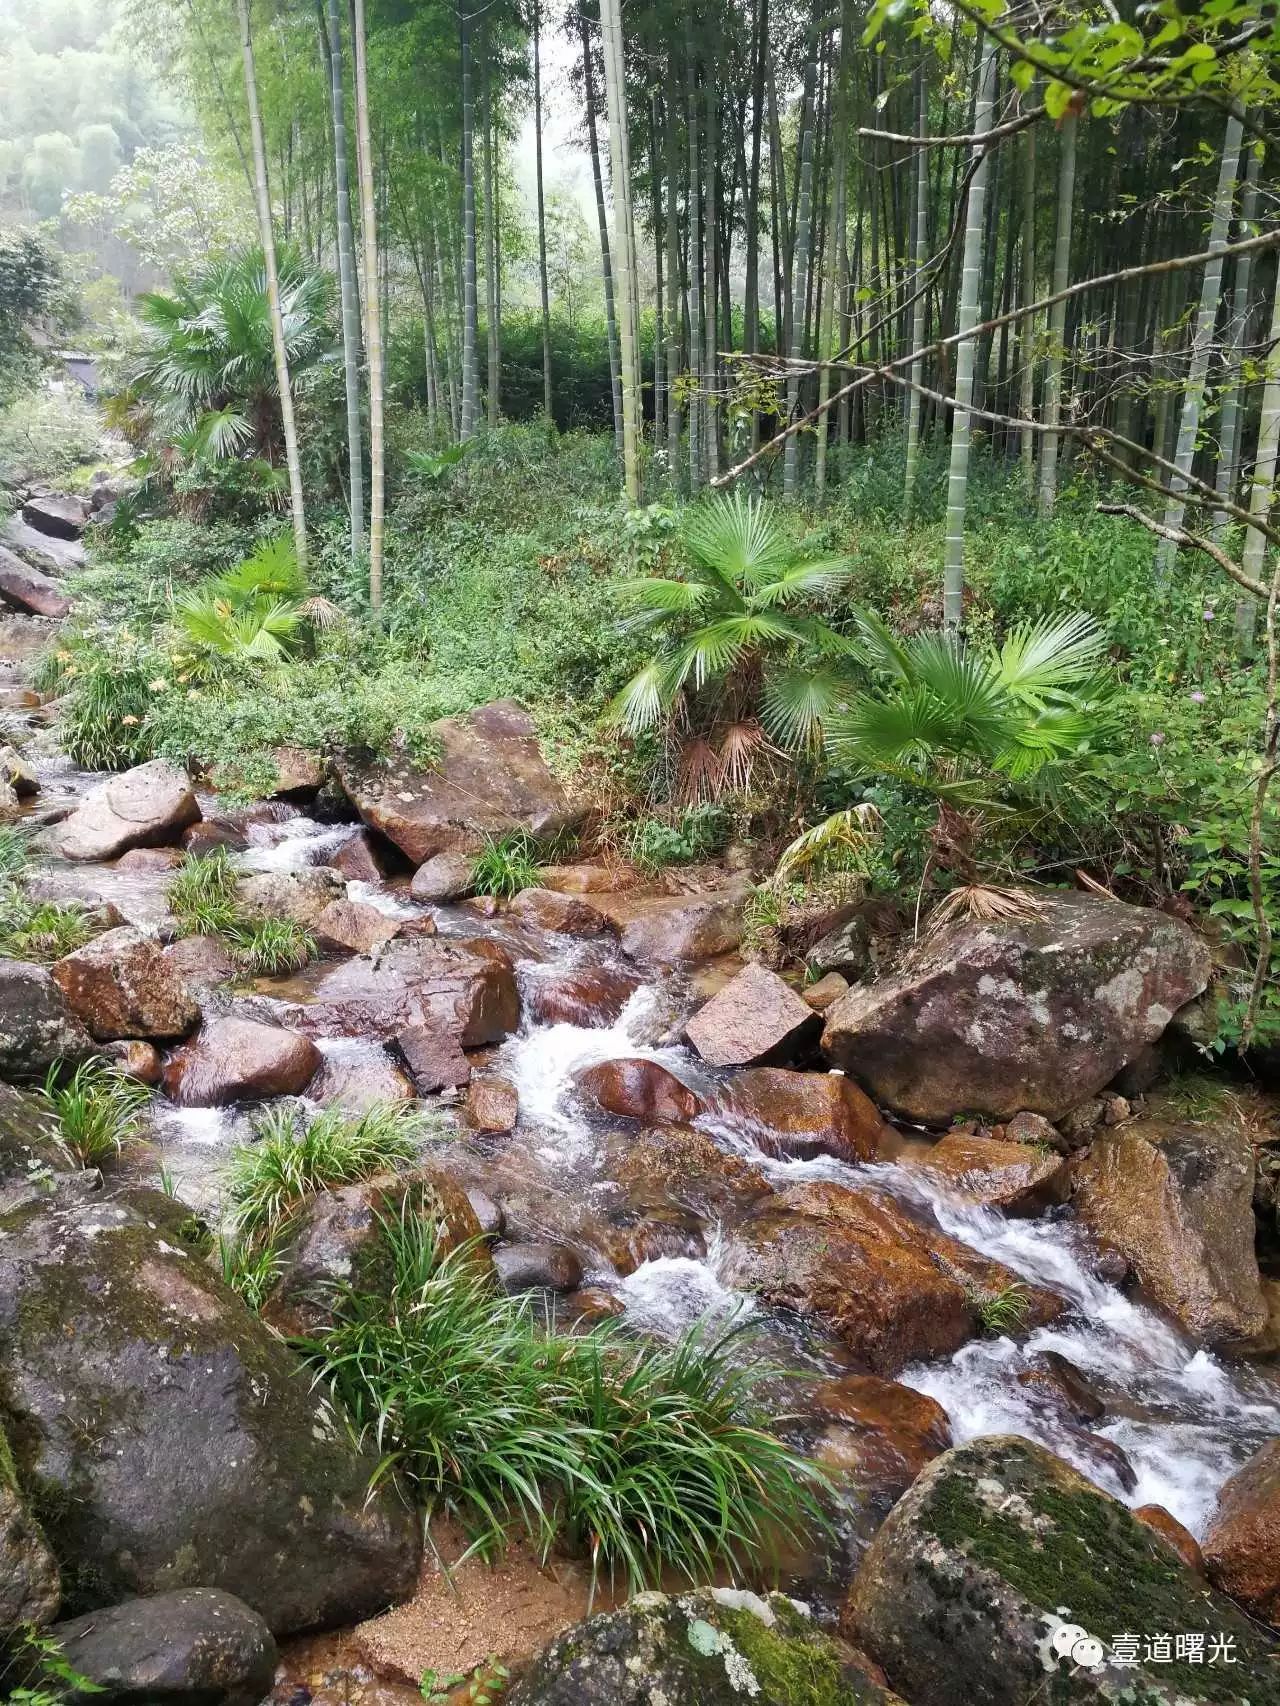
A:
[760,665,854,751]
[611,660,676,733]
[681,489,795,588]
[748,558,854,608]
[995,612,1111,703]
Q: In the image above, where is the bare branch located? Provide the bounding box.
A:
[1095,504,1267,598]
[858,105,1044,149]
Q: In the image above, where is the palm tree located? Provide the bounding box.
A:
[612,491,858,793]
[128,247,332,463]
[172,537,339,678]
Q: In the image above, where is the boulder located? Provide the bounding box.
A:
[22,493,86,540]
[330,828,390,884]
[1014,1351,1105,1424]
[524,962,642,1028]
[822,894,1210,1124]
[115,846,185,873]
[0,1082,72,1208]
[0,1189,421,1633]
[538,863,627,894]
[1005,1109,1068,1154]
[312,898,402,957]
[163,934,237,990]
[307,1044,415,1112]
[0,547,71,618]
[1203,1437,1280,1628]
[913,1132,1069,1213]
[235,868,344,929]
[0,777,19,823]
[161,1018,321,1106]
[685,963,820,1068]
[845,1436,1278,1706]
[1135,1505,1204,1575]
[508,885,610,936]
[803,971,849,1012]
[812,1375,952,1506]
[0,744,38,797]
[575,1058,705,1125]
[608,1124,774,1225]
[51,927,200,1042]
[0,959,94,1079]
[2,512,84,575]
[48,1589,277,1706]
[1,1464,61,1630]
[182,819,248,856]
[710,1068,887,1163]
[492,1241,583,1294]
[721,1180,1062,1374]
[467,1075,519,1133]
[409,850,476,903]
[337,700,580,863]
[594,885,749,965]
[395,1024,471,1092]
[57,761,200,863]
[264,1166,485,1335]
[1072,1117,1266,1345]
[270,745,325,794]
[286,937,519,1046]
[508,1588,899,1706]
[104,1039,163,1086]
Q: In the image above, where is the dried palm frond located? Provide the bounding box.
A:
[777,805,883,881]
[1074,867,1119,902]
[719,719,782,797]
[675,737,726,805]
[300,595,344,630]
[926,884,1049,932]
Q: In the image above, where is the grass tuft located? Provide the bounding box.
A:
[41,1058,151,1168]
[469,833,542,899]
[228,915,317,975]
[973,1282,1033,1336]
[166,845,240,936]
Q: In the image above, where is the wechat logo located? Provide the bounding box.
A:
[1051,1623,1106,1669]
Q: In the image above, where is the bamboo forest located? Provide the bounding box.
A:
[3,0,1280,1700]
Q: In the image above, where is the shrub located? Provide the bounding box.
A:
[227,916,317,975]
[469,834,543,899]
[41,1059,151,1168]
[625,804,729,872]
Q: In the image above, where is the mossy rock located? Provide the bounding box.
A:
[507,1588,902,1706]
[845,1435,1280,1705]
[0,1186,420,1634]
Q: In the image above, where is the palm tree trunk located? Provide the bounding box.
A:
[1017,121,1036,492]
[599,0,641,503]
[323,0,364,555]
[459,6,480,440]
[533,2,553,429]
[941,35,996,630]
[1156,108,1244,578]
[237,0,307,571]
[351,0,383,611]
[1037,112,1077,517]
[903,56,929,516]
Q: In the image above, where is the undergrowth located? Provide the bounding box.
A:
[40,1059,151,1168]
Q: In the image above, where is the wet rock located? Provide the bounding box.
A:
[844,1434,1277,1706]
[807,903,904,984]
[466,1187,503,1238]
[686,963,820,1068]
[271,745,326,794]
[395,1024,471,1092]
[1005,1109,1067,1154]
[811,1375,953,1500]
[508,886,610,936]
[508,1588,898,1706]
[576,1058,705,1125]
[182,818,249,856]
[1072,1117,1266,1345]
[803,971,849,1012]
[57,761,200,863]
[51,927,200,1042]
[330,829,390,884]
[312,899,403,957]
[1,1466,61,1630]
[236,868,345,929]
[565,1286,625,1324]
[524,963,642,1028]
[0,547,71,617]
[163,934,237,990]
[467,1075,518,1133]
[0,1082,72,1208]
[0,958,94,1079]
[1203,1437,1280,1628]
[22,493,86,539]
[595,884,750,966]
[822,893,1210,1124]
[493,1241,582,1294]
[308,1045,415,1112]
[711,1067,888,1164]
[103,1040,163,1086]
[337,700,580,863]
[1014,1351,1105,1424]
[2,512,83,575]
[49,1588,277,1706]
[1060,1427,1138,1495]
[116,846,185,872]
[1135,1505,1205,1574]
[721,1180,1062,1374]
[608,1125,774,1224]
[1059,1098,1107,1142]
[287,938,519,1046]
[0,744,38,796]
[0,1189,421,1633]
[409,851,475,903]
[538,863,627,894]
[264,1167,486,1336]
[161,1017,321,1106]
[913,1132,1068,1213]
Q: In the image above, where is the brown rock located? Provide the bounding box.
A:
[508,886,611,936]
[312,899,403,957]
[685,961,820,1068]
[1204,1438,1280,1627]
[524,963,642,1028]
[57,760,200,862]
[3,511,83,574]
[0,546,70,617]
[1059,1098,1106,1141]
[0,960,94,1077]
[337,700,580,863]
[161,1017,321,1106]
[116,847,186,872]
[163,934,237,989]
[104,1039,163,1085]
[711,1067,888,1163]
[0,744,38,797]
[330,829,390,884]
[1005,1109,1067,1154]
[287,937,519,1045]
[468,1075,519,1133]
[236,868,344,929]
[566,1286,626,1324]
[593,885,749,965]
[539,864,628,894]
[1135,1504,1205,1574]
[272,745,325,793]
[608,1124,774,1224]
[493,1242,582,1294]
[914,1133,1069,1213]
[822,892,1210,1124]
[182,819,248,855]
[575,1058,704,1124]
[409,850,476,902]
[22,492,86,539]
[1014,1351,1105,1423]
[811,1374,953,1495]
[51,927,200,1042]
[802,971,849,1012]
[396,1024,472,1092]
[720,1179,1062,1374]
[307,1045,416,1112]
[1072,1117,1266,1344]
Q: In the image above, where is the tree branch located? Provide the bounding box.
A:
[1095,504,1267,598]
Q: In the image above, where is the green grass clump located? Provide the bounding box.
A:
[0,824,32,881]
[469,833,542,899]
[227,915,317,975]
[973,1282,1032,1336]
[166,846,240,936]
[0,895,93,962]
[306,1211,829,1594]
[217,1227,286,1311]
[41,1058,151,1168]
[222,1101,431,1237]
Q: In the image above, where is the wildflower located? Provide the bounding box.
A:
[121,715,139,726]
[148,678,169,693]
[1189,690,1206,705]
[1203,608,1215,622]
[1149,731,1166,747]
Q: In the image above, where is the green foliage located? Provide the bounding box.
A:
[973,1283,1033,1336]
[40,1059,150,1169]
[166,847,240,936]
[0,386,101,483]
[305,1211,829,1591]
[0,826,31,882]
[227,916,317,976]
[625,804,730,873]
[217,1226,285,1313]
[222,1101,433,1238]
[1,1622,105,1704]
[173,536,310,677]
[0,895,93,963]
[469,834,543,899]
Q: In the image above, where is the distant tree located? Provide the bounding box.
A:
[0,229,70,404]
